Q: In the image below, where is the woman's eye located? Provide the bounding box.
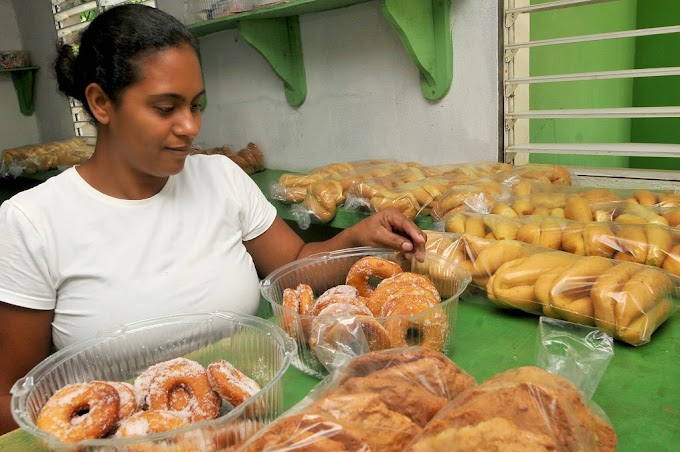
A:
[190,103,202,112]
[155,106,174,114]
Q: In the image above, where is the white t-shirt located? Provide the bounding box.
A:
[0,154,276,350]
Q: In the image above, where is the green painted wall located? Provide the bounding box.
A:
[528,0,638,167]
[629,0,680,170]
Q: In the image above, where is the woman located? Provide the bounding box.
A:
[0,5,426,434]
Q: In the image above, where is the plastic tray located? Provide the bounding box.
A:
[10,312,296,451]
[260,247,471,378]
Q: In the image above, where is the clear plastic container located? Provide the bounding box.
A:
[11,312,296,451]
[260,247,471,378]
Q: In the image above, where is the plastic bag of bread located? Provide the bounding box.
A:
[424,232,679,345]
[1,138,90,177]
[405,365,616,451]
[289,161,419,228]
[428,164,575,221]
[344,161,515,208]
[239,347,477,451]
[437,211,680,277]
[271,159,393,203]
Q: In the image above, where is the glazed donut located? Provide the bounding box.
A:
[346,256,403,297]
[115,410,190,438]
[311,284,363,316]
[368,272,440,316]
[95,381,138,424]
[384,297,449,351]
[207,360,261,408]
[283,283,314,315]
[146,357,221,422]
[36,382,120,443]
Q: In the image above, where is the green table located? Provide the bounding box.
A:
[2,296,678,450]
[2,169,678,450]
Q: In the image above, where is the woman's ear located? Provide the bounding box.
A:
[84,83,112,125]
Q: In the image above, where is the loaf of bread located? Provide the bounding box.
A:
[425,232,677,345]
[1,138,93,176]
[442,211,679,276]
[407,366,616,451]
[240,348,476,451]
[192,142,266,175]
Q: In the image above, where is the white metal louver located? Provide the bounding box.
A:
[502,0,680,184]
[51,0,157,142]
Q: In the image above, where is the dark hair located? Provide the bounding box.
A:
[54,4,199,120]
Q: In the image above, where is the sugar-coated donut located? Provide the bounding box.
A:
[207,360,261,408]
[95,381,138,424]
[384,297,449,351]
[115,410,190,438]
[147,358,221,422]
[368,272,441,316]
[345,256,403,297]
[282,283,314,315]
[311,285,361,316]
[36,382,120,443]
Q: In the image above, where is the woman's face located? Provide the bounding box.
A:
[106,44,205,178]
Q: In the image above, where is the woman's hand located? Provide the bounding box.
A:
[342,207,428,261]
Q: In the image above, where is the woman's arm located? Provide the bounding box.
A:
[0,302,53,435]
[245,207,427,278]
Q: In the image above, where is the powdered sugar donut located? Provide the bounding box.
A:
[115,410,190,438]
[207,360,261,408]
[346,256,403,297]
[311,285,362,316]
[36,382,120,443]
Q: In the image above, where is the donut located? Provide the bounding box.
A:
[94,381,138,424]
[282,283,314,315]
[384,297,449,351]
[368,272,441,316]
[115,410,190,438]
[311,284,362,316]
[146,358,221,422]
[345,256,403,297]
[36,382,120,443]
[309,303,375,351]
[207,360,261,408]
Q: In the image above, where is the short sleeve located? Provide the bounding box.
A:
[0,200,56,309]
[233,167,277,241]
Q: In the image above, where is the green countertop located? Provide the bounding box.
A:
[1,168,678,449]
[2,295,678,450]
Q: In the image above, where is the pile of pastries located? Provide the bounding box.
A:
[191,141,265,175]
[1,138,93,177]
[34,357,261,444]
[240,347,616,451]
[280,256,449,353]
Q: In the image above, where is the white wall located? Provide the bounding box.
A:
[0,0,40,149]
[189,0,500,170]
[4,0,501,167]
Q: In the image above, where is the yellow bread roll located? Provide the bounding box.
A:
[564,196,593,222]
[545,256,614,326]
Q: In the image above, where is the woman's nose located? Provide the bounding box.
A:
[173,108,201,138]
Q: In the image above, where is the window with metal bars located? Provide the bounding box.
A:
[51,0,157,142]
[502,0,680,184]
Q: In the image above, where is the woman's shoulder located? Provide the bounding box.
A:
[5,168,79,207]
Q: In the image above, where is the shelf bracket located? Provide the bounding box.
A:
[380,0,453,101]
[238,16,307,107]
[1,67,38,116]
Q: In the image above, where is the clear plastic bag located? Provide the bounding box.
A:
[537,316,614,399]
[424,231,679,345]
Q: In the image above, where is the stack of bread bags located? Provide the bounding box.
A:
[423,231,679,345]
[238,347,617,451]
[359,162,572,221]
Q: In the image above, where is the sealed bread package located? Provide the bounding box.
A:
[290,161,419,228]
[406,366,616,451]
[239,347,476,451]
[438,211,680,277]
[424,232,678,345]
[271,159,393,203]
[1,138,89,177]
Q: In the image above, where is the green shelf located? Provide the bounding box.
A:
[188,0,453,107]
[0,66,39,116]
